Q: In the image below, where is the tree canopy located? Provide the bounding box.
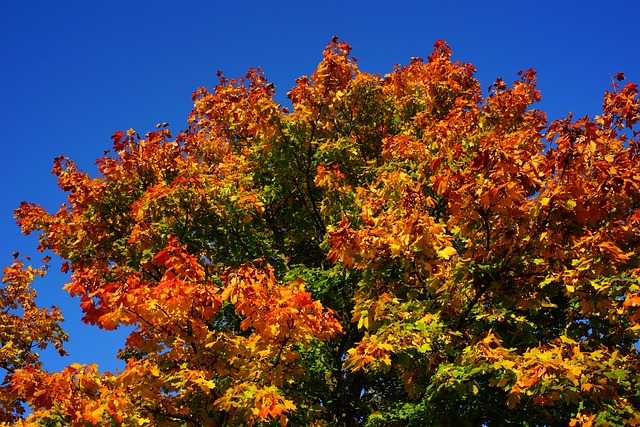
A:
[2,38,640,426]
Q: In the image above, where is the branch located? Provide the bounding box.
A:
[270,336,290,369]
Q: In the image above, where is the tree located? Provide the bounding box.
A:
[2,37,640,426]
[0,259,68,423]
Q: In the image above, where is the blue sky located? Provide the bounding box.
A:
[2,0,639,374]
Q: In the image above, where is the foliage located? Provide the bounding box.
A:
[2,38,640,426]
[1,260,67,423]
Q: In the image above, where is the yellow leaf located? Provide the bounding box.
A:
[362,316,370,329]
[437,246,457,260]
[501,360,516,370]
[356,310,370,329]
[83,407,104,424]
[379,342,394,352]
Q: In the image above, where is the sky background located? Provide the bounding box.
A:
[2,0,639,374]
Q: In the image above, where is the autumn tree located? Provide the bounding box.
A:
[0,259,67,423]
[2,38,640,426]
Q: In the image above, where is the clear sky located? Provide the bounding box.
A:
[2,0,639,374]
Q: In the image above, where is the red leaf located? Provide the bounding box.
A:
[153,250,170,266]
[111,130,126,150]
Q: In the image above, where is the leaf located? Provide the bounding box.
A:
[506,392,521,409]
[149,365,160,377]
[111,130,125,145]
[83,407,104,424]
[437,246,457,260]
[357,310,370,330]
[152,249,170,266]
